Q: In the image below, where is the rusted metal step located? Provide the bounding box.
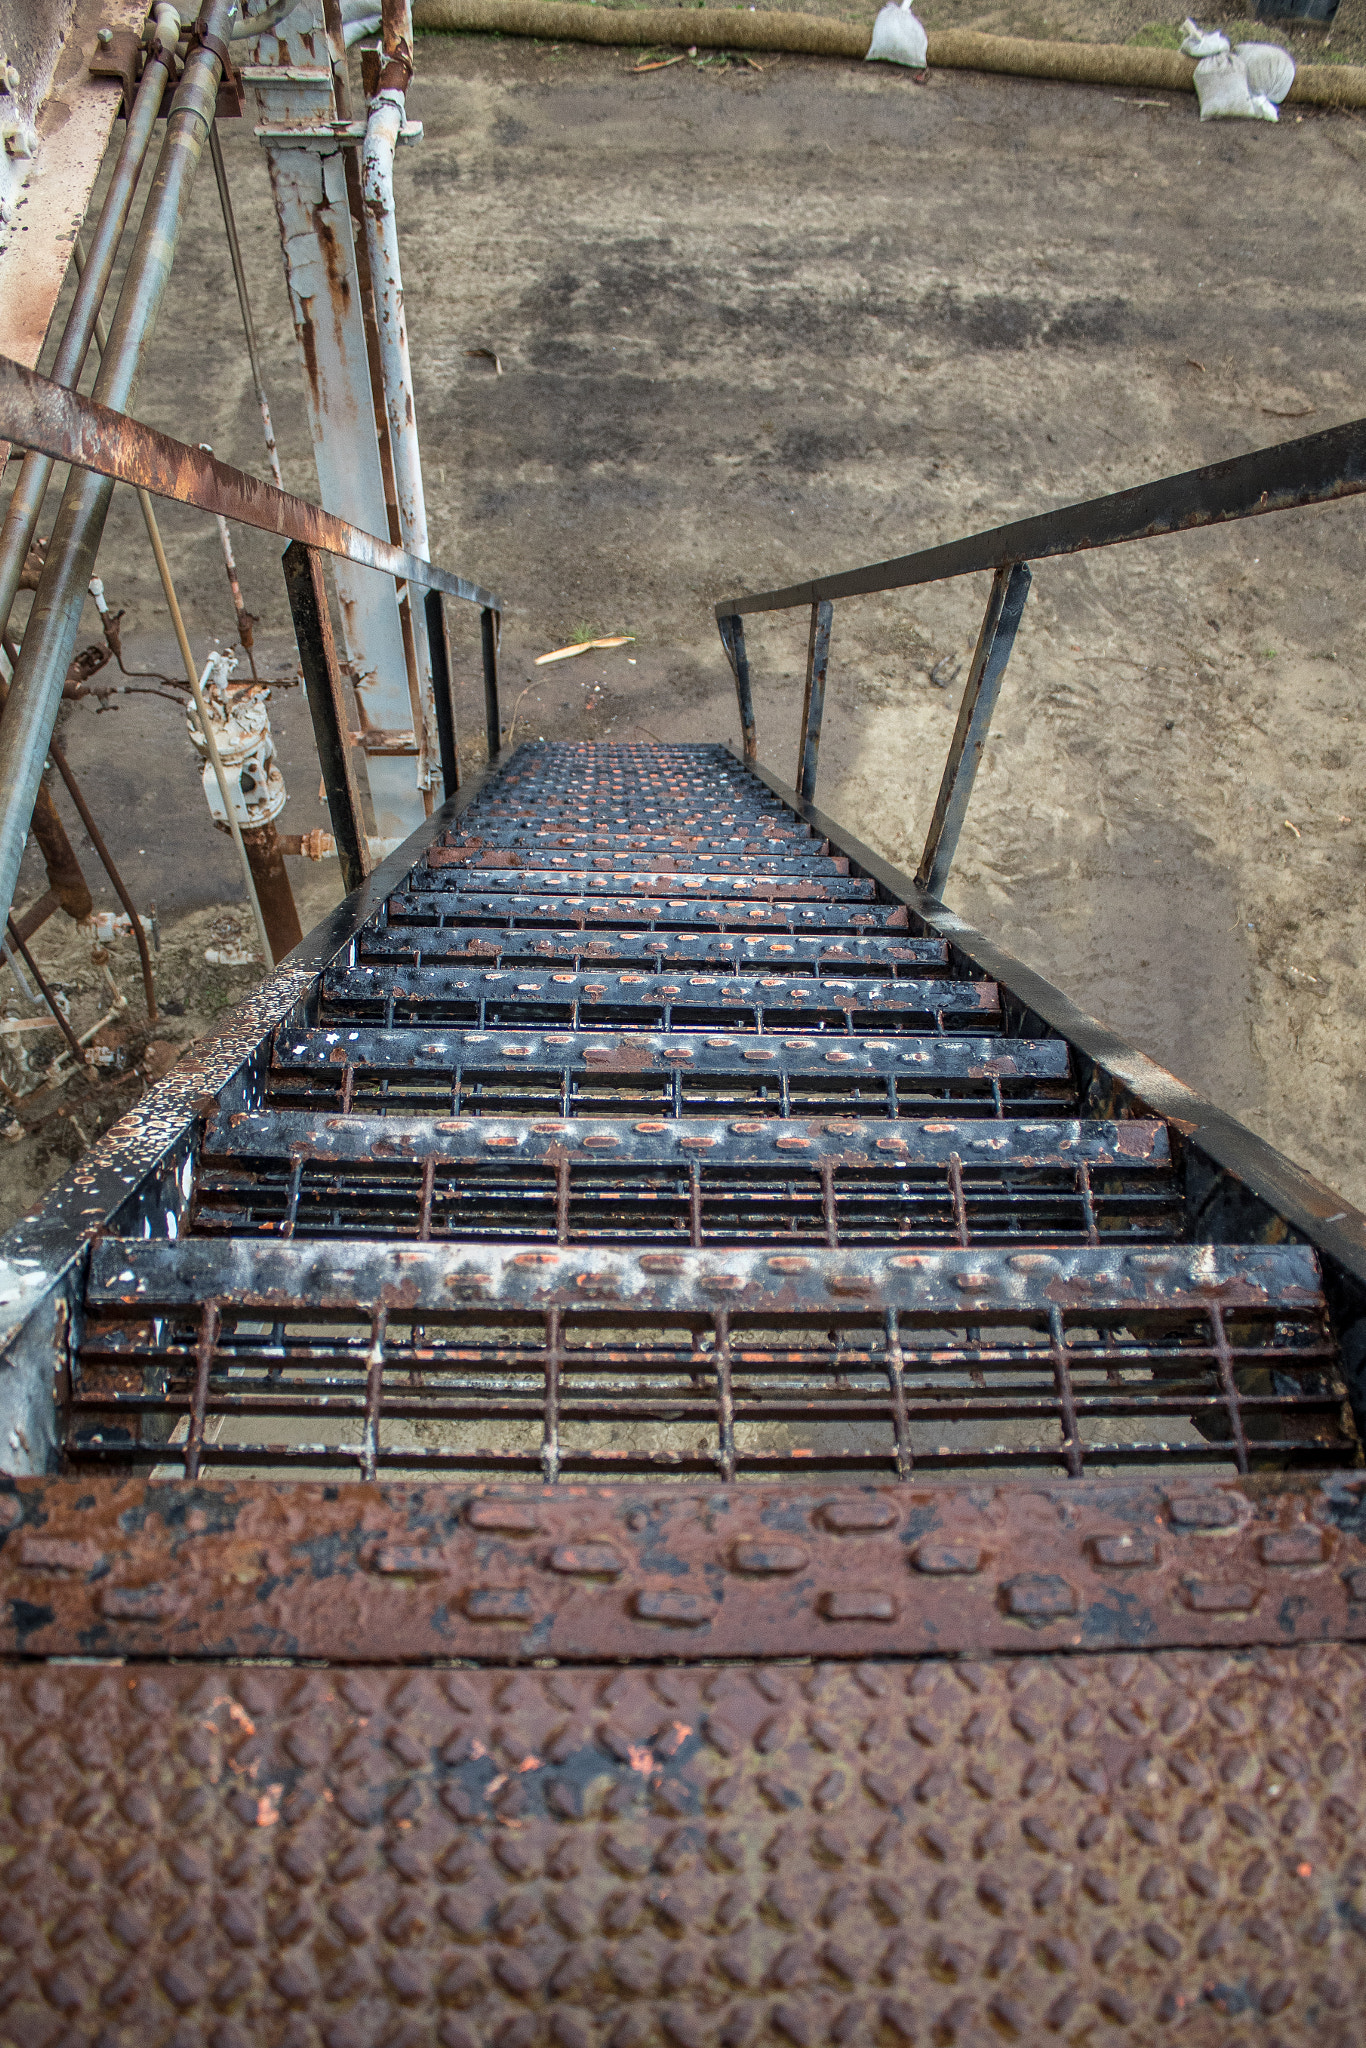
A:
[316,966,1001,1032]
[383,889,910,932]
[73,1239,1351,1481]
[359,927,951,974]
[408,871,877,903]
[426,849,848,877]
[438,829,827,854]
[264,1026,1069,1119]
[192,1111,1176,1246]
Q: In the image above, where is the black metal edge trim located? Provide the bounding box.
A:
[0,756,514,1391]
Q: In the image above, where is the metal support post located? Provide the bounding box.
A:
[796,598,832,802]
[426,589,459,798]
[261,135,421,843]
[482,607,501,762]
[284,542,370,895]
[0,33,173,647]
[916,561,1032,900]
[0,0,235,942]
[718,614,757,763]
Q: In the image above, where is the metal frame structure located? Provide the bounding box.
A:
[0,354,504,914]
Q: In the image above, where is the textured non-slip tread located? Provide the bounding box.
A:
[0,1650,1361,2047]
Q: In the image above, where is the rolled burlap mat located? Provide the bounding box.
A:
[412,0,1366,111]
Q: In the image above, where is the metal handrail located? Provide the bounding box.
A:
[714,415,1366,897]
[0,353,504,899]
[716,414,1366,617]
[0,355,502,610]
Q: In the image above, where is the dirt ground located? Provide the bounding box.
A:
[3,23,1365,1229]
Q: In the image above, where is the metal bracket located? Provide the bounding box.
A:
[86,29,141,112]
[252,118,423,147]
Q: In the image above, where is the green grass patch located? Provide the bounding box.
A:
[1128,22,1184,48]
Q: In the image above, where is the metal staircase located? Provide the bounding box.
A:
[69,741,1353,1493]
[2,375,1366,2041]
[0,739,1360,2043]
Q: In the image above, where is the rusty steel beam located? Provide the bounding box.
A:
[0,355,504,610]
[283,541,373,895]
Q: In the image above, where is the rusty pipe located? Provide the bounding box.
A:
[0,0,237,945]
[3,632,158,1020]
[0,27,176,651]
[0,654,93,930]
[4,917,90,1068]
[44,739,158,1024]
[240,822,303,958]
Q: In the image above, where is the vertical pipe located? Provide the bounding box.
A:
[360,5,434,799]
[0,29,175,647]
[481,607,501,762]
[43,732,158,1021]
[208,124,283,488]
[426,588,459,797]
[284,542,370,895]
[797,598,832,801]
[0,0,238,942]
[916,561,1031,901]
[240,823,304,957]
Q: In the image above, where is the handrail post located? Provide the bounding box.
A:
[482,606,501,762]
[796,599,833,801]
[284,542,371,896]
[718,614,757,763]
[916,562,1031,900]
[426,588,460,798]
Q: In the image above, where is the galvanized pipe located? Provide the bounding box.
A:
[360,0,435,796]
[0,18,177,649]
[0,0,239,942]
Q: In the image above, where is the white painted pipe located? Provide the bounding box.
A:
[359,93,429,571]
[360,23,436,800]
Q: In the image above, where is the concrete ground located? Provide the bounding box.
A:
[3,27,1365,1225]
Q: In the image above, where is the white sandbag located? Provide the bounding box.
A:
[1181,18,1230,56]
[1194,50,1278,119]
[1236,40,1296,102]
[866,0,929,68]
